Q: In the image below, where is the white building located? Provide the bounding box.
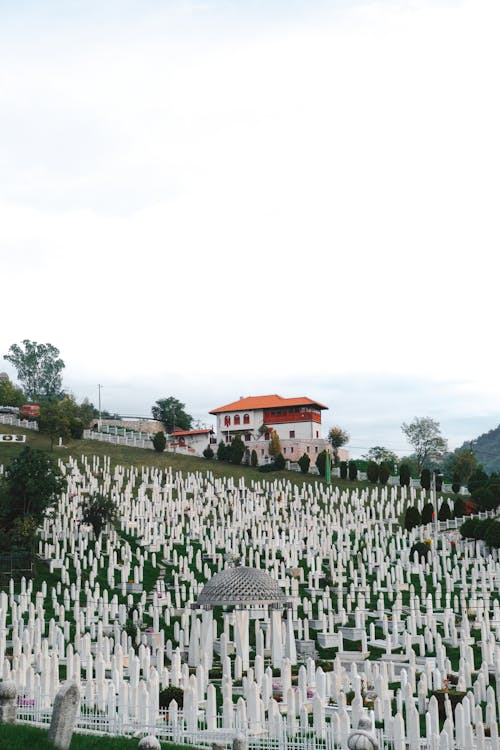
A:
[170,428,216,456]
[210,394,346,465]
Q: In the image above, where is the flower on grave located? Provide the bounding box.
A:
[442,678,450,692]
[424,538,432,546]
[307,689,315,699]
[17,697,35,707]
[450,541,456,548]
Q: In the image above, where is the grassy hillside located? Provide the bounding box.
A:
[0,723,187,749]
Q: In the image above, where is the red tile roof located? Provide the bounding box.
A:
[210,394,328,414]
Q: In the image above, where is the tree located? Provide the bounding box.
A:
[4,340,65,401]
[367,461,379,483]
[81,493,117,538]
[339,461,348,479]
[420,468,431,491]
[217,440,228,461]
[251,449,258,467]
[0,378,25,407]
[348,460,358,481]
[421,502,434,524]
[401,417,447,471]
[38,400,73,450]
[203,446,214,459]
[0,447,66,532]
[453,496,466,519]
[438,500,451,521]
[400,463,411,487]
[316,450,327,477]
[451,472,461,495]
[230,435,245,465]
[151,397,192,433]
[404,505,421,531]
[468,467,488,495]
[268,430,281,459]
[444,446,478,485]
[275,452,286,470]
[152,431,167,452]
[363,446,398,472]
[328,427,349,464]
[379,462,390,485]
[298,453,310,474]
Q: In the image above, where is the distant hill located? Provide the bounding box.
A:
[467,424,500,474]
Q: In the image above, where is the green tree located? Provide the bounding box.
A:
[81,493,117,538]
[203,446,214,459]
[0,378,25,407]
[339,460,348,479]
[421,502,434,524]
[348,460,358,481]
[420,468,431,491]
[401,417,447,471]
[399,463,411,487]
[274,452,286,470]
[468,467,489,495]
[151,397,193,433]
[438,500,451,521]
[230,435,245,465]
[363,446,398,472]
[451,472,461,494]
[484,521,500,548]
[444,446,478,485]
[404,505,421,531]
[453,496,466,518]
[379,462,390,485]
[0,447,66,531]
[152,431,167,452]
[316,450,327,477]
[367,461,379,483]
[217,440,228,461]
[4,340,65,401]
[268,430,281,459]
[38,400,73,450]
[298,453,310,474]
[328,427,349,464]
[250,449,258,467]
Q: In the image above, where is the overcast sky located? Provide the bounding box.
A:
[2,0,499,458]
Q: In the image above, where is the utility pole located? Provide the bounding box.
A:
[98,384,103,429]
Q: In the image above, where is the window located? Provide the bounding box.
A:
[315,446,318,452]
[224,415,231,427]
[243,414,250,424]
[316,430,319,438]
[234,414,240,425]
[264,432,270,440]
[307,446,310,453]
[283,447,286,453]
[245,434,251,441]
[289,430,295,438]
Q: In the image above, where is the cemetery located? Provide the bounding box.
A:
[0,451,499,749]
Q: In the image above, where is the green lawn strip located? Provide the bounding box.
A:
[0,723,197,749]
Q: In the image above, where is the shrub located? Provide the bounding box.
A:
[348,460,358,481]
[452,472,461,495]
[474,486,498,512]
[229,435,245,465]
[316,451,327,477]
[460,518,480,539]
[409,541,430,562]
[421,502,434,524]
[339,461,348,480]
[400,463,411,487]
[438,500,451,521]
[435,473,443,492]
[81,493,117,538]
[217,440,228,461]
[203,446,214,459]
[274,452,286,470]
[258,462,277,473]
[420,468,431,491]
[453,496,466,518]
[152,431,167,452]
[484,521,500,548]
[69,418,84,439]
[367,461,379,483]
[298,453,310,474]
[251,449,258,467]
[468,468,488,495]
[379,462,390,485]
[404,505,421,531]
[159,686,184,709]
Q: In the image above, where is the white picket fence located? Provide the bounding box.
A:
[0,414,38,430]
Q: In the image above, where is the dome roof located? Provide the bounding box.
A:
[197,565,288,608]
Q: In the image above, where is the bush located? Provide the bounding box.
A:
[379,462,390,485]
[468,468,488,495]
[251,449,258,467]
[421,502,434,524]
[404,505,421,531]
[409,541,430,562]
[452,472,461,494]
[274,452,286,470]
[152,431,167,452]
[159,686,184,709]
[69,418,84,439]
[435,472,443,492]
[81,493,117,538]
[438,500,451,521]
[229,435,245,465]
[484,521,500,548]
[367,461,379,483]
[339,461,348,479]
[474,485,498,512]
[298,453,310,474]
[453,496,466,518]
[348,460,358,481]
[258,462,277,473]
[217,441,228,461]
[400,463,411,487]
[420,468,431,491]
[202,446,214,459]
[460,518,480,539]
[316,450,327,477]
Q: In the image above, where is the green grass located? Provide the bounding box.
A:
[0,723,194,749]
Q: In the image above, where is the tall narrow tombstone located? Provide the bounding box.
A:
[48,680,80,750]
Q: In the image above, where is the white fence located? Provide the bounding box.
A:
[0,414,38,430]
